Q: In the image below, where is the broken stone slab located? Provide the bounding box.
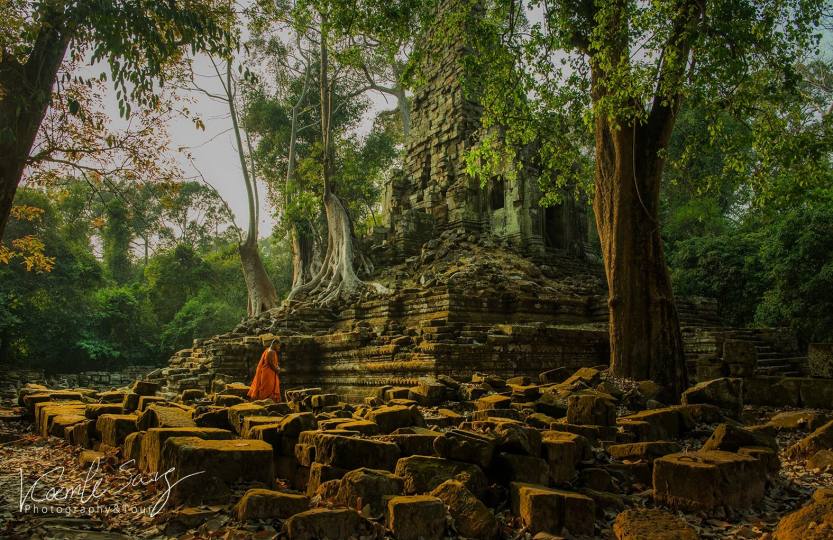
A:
[653,450,766,511]
[136,404,195,430]
[234,488,310,521]
[395,455,488,497]
[365,405,424,433]
[785,419,833,459]
[223,382,251,398]
[163,437,275,504]
[433,429,496,468]
[227,403,269,434]
[510,482,596,537]
[607,441,682,462]
[49,414,86,438]
[139,427,233,472]
[194,406,234,431]
[430,479,498,539]
[96,414,138,447]
[282,508,377,540]
[132,380,160,396]
[681,377,743,418]
[36,402,85,437]
[386,495,446,540]
[612,508,698,540]
[65,418,96,448]
[213,394,245,407]
[767,410,831,432]
[84,404,123,419]
[314,433,400,471]
[137,395,166,411]
[493,453,551,485]
[702,423,777,452]
[123,431,144,465]
[336,467,404,516]
[275,412,318,437]
[475,394,512,411]
[336,420,380,435]
[772,493,833,540]
[240,415,285,438]
[566,391,616,426]
[541,430,591,485]
[307,462,348,497]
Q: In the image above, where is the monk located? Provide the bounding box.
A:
[248,340,281,401]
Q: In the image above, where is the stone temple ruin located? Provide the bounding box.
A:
[8,3,833,539]
[143,1,822,406]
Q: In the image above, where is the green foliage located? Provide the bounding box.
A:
[1,185,293,373]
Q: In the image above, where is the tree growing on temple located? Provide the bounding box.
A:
[459,0,825,397]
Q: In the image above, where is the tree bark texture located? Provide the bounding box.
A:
[239,239,279,317]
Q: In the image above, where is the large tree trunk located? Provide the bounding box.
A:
[240,239,279,317]
[593,118,688,398]
[291,224,315,289]
[0,11,71,239]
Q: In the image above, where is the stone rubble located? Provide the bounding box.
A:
[4,366,833,539]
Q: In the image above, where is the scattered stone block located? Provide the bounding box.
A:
[140,427,232,472]
[567,391,616,426]
[541,431,591,484]
[431,479,498,539]
[510,482,596,536]
[84,404,123,419]
[307,462,348,497]
[386,495,446,540]
[786,420,833,459]
[653,450,766,511]
[773,496,833,540]
[314,434,400,471]
[194,407,234,430]
[235,488,309,521]
[132,380,160,396]
[395,455,487,497]
[613,508,698,540]
[702,423,777,452]
[607,441,682,462]
[433,429,496,468]
[682,378,743,418]
[227,403,268,434]
[768,410,830,432]
[494,453,550,485]
[282,508,375,540]
[336,467,404,516]
[476,394,512,411]
[163,437,275,503]
[136,404,195,430]
[137,395,166,411]
[366,405,423,433]
[96,414,138,446]
[123,431,144,465]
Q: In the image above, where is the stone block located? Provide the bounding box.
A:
[786,420,833,459]
[235,489,309,521]
[227,403,268,434]
[386,495,446,540]
[137,395,166,411]
[123,431,144,465]
[366,405,423,433]
[510,483,596,536]
[136,404,195,430]
[314,434,400,471]
[282,508,375,540]
[163,437,275,503]
[475,394,512,411]
[681,378,743,418]
[493,453,550,485]
[395,455,487,497]
[613,508,698,540]
[773,495,833,540]
[132,380,160,396]
[336,467,404,516]
[84,404,123,419]
[140,427,233,472]
[607,441,682,462]
[653,450,766,511]
[430,480,498,539]
[307,462,348,497]
[702,423,777,452]
[433,429,496,468]
[96,414,138,447]
[541,431,591,484]
[566,392,616,426]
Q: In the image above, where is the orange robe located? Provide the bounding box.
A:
[248,348,281,401]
